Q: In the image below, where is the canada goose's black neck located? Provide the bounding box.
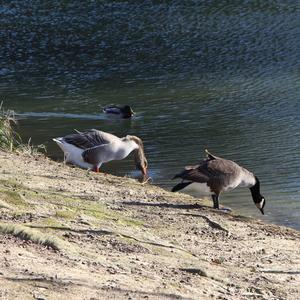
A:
[249,176,261,203]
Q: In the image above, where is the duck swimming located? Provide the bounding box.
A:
[53,129,148,177]
[172,150,266,214]
[103,105,135,119]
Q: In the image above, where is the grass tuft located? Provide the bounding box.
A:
[0,102,21,151]
[0,102,46,155]
[16,137,47,157]
[0,199,11,209]
[0,223,63,251]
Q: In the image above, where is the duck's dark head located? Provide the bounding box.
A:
[250,176,266,215]
[122,105,135,118]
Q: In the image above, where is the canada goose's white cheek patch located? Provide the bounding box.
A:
[255,200,264,209]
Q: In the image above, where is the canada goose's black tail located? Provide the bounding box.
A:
[172,182,192,192]
[172,171,185,180]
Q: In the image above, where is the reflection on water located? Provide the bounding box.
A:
[17,112,106,120]
[1,1,300,229]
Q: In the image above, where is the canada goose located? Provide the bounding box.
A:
[172,150,266,214]
[53,129,148,177]
[103,105,135,119]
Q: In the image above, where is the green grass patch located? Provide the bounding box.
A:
[62,199,145,227]
[42,217,65,227]
[117,218,144,227]
[55,209,77,220]
[39,194,112,221]
[0,189,27,207]
[0,179,26,190]
[80,202,144,227]
[81,202,111,220]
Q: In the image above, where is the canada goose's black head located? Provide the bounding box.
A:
[250,177,266,215]
[122,105,135,118]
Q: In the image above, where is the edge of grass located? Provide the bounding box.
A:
[0,223,64,251]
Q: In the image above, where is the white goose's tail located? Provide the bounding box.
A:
[53,138,69,162]
[52,137,89,168]
[52,137,66,151]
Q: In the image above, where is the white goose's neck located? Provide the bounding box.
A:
[239,168,256,188]
[122,139,139,151]
[112,139,139,161]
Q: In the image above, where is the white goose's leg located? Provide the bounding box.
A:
[93,165,100,173]
[63,153,67,164]
[92,163,103,173]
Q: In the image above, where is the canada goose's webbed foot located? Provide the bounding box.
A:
[219,207,232,213]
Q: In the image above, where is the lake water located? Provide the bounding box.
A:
[1,1,299,230]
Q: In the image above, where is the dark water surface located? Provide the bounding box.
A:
[1,1,300,229]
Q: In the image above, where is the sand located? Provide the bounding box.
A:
[0,150,299,300]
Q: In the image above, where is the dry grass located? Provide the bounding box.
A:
[0,102,46,156]
[0,199,11,209]
[16,137,47,157]
[0,102,21,151]
[0,223,63,251]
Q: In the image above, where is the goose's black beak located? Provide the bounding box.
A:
[260,208,264,215]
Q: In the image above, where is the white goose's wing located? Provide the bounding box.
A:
[63,129,120,149]
[82,143,114,165]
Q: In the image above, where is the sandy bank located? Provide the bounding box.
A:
[0,151,299,300]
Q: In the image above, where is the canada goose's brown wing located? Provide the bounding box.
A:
[63,129,120,149]
[174,158,240,190]
[205,158,240,177]
[205,158,241,192]
[173,163,209,183]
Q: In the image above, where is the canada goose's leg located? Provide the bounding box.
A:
[212,194,219,209]
[212,194,232,212]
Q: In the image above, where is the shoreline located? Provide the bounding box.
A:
[0,150,299,299]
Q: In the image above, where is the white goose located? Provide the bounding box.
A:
[53,129,148,177]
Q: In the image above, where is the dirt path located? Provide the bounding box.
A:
[0,151,299,300]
